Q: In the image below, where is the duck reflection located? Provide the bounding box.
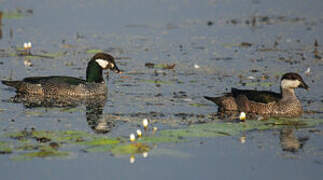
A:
[280,128,309,153]
[9,94,115,134]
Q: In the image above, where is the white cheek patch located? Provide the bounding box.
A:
[96,59,110,68]
[281,79,301,88]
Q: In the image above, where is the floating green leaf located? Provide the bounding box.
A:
[77,137,119,146]
[2,12,25,19]
[82,145,112,153]
[86,49,103,54]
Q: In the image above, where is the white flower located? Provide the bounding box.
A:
[153,127,158,132]
[136,129,142,137]
[247,76,255,80]
[305,67,311,75]
[23,42,28,49]
[142,118,149,128]
[129,133,136,142]
[27,42,32,48]
[24,59,32,67]
[142,152,148,158]
[194,64,200,69]
[240,136,246,144]
[129,155,135,164]
[239,112,246,121]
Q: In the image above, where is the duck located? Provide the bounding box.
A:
[2,53,121,97]
[204,72,309,118]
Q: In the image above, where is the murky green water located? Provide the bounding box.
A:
[0,0,322,179]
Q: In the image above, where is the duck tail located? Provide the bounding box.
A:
[204,96,222,105]
[2,80,22,89]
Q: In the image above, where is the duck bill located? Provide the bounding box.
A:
[112,65,122,74]
[300,81,309,90]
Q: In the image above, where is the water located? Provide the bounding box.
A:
[0,0,322,179]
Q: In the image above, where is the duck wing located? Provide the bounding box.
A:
[231,88,281,103]
[23,76,86,85]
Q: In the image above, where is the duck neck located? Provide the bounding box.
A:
[280,87,296,100]
[86,61,104,83]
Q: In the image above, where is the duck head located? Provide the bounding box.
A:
[86,53,121,83]
[280,72,309,90]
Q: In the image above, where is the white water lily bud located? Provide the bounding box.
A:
[24,59,32,67]
[239,112,246,121]
[142,118,149,128]
[142,152,148,158]
[23,42,28,49]
[129,155,135,164]
[240,136,246,144]
[130,133,136,142]
[136,129,142,137]
[305,67,311,75]
[27,42,32,48]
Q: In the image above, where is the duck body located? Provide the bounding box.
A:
[2,76,107,96]
[2,53,120,97]
[204,73,308,118]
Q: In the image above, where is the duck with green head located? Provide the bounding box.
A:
[2,53,121,97]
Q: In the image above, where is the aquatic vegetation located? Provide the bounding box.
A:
[110,143,150,156]
[86,49,103,54]
[141,79,173,84]
[2,117,321,160]
[145,63,176,70]
[159,118,323,138]
[0,141,13,154]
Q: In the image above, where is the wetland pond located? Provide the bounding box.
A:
[0,0,323,179]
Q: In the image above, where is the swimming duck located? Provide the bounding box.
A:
[204,72,309,118]
[2,53,121,97]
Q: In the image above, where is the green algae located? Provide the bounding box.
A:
[159,118,323,138]
[2,11,25,19]
[82,145,113,153]
[77,137,120,146]
[1,117,323,160]
[137,136,186,143]
[111,143,150,156]
[12,150,69,160]
[0,141,13,154]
